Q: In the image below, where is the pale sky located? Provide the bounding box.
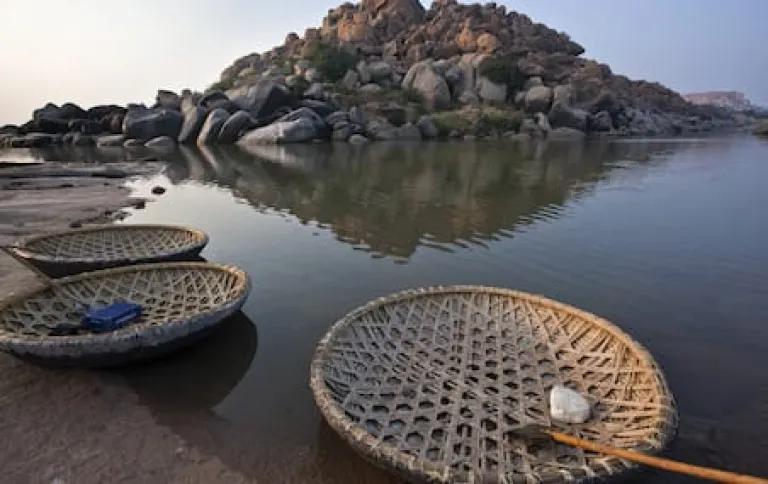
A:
[1,0,765,125]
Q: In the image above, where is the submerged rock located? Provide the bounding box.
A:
[237,118,317,145]
[145,136,176,151]
[95,134,126,147]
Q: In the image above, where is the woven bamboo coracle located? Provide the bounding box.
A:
[310,286,677,483]
[0,262,250,367]
[10,224,209,276]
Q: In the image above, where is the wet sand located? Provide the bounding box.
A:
[0,162,159,245]
[0,162,253,484]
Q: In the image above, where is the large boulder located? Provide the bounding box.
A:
[586,89,622,117]
[337,12,376,43]
[356,60,372,84]
[58,102,88,120]
[178,106,209,144]
[548,102,588,131]
[181,92,203,113]
[278,107,327,135]
[476,33,501,54]
[218,110,256,144]
[342,70,360,90]
[237,118,317,145]
[524,86,553,113]
[401,61,451,110]
[69,119,104,136]
[332,124,354,141]
[227,80,293,119]
[361,0,425,25]
[155,90,182,110]
[477,76,507,103]
[589,111,614,132]
[197,108,230,145]
[35,117,70,134]
[122,106,183,141]
[349,106,367,127]
[87,104,126,121]
[32,103,61,121]
[0,125,19,136]
[368,61,393,81]
[552,84,572,105]
[199,91,237,112]
[417,117,438,139]
[298,99,336,118]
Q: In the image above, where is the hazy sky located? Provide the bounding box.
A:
[1,0,766,125]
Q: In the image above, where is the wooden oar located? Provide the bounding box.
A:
[511,424,768,484]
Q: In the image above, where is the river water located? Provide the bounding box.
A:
[14,137,768,482]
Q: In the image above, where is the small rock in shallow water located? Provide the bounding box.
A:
[348,134,369,145]
[550,385,591,424]
[151,186,166,195]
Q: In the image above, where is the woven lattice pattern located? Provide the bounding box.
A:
[12,225,208,263]
[310,286,677,484]
[0,262,250,361]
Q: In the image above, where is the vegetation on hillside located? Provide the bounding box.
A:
[307,43,359,82]
[431,107,523,138]
[206,78,235,93]
[478,55,526,92]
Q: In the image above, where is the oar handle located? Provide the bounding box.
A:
[548,431,768,484]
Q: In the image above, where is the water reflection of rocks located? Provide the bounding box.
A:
[162,139,717,259]
[117,311,258,412]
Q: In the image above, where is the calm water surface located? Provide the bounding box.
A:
[27,137,768,482]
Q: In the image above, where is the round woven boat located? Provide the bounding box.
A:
[0,262,250,367]
[310,286,677,483]
[10,224,209,277]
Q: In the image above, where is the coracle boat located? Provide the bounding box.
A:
[9,224,209,277]
[310,285,677,483]
[0,262,250,367]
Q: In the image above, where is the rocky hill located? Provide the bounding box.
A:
[0,0,745,151]
[684,91,756,111]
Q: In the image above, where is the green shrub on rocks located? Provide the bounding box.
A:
[479,55,526,93]
[307,43,358,83]
[403,87,425,104]
[288,77,311,99]
[429,107,524,138]
[430,109,477,138]
[206,78,235,93]
[478,107,523,135]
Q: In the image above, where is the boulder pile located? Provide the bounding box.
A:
[1,0,744,149]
